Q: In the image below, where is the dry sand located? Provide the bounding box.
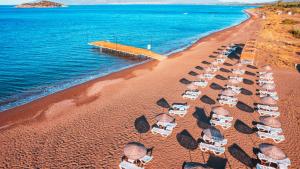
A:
[0,10,300,169]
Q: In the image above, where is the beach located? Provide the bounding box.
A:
[1,8,300,169]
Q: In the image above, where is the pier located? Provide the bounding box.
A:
[89,41,166,61]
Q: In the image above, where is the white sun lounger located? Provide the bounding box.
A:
[258,91,279,100]
[171,103,190,110]
[258,80,275,86]
[168,109,187,117]
[218,99,237,107]
[156,122,177,129]
[199,142,225,155]
[219,95,238,101]
[216,58,226,63]
[256,104,279,111]
[257,131,285,143]
[182,94,198,100]
[140,155,153,164]
[211,66,220,72]
[119,161,144,169]
[225,85,241,94]
[229,76,243,82]
[257,109,280,117]
[259,75,274,80]
[256,124,282,134]
[202,73,215,80]
[202,134,228,147]
[212,114,233,122]
[232,69,245,75]
[259,72,273,76]
[256,163,276,169]
[151,127,173,137]
[257,153,291,168]
[193,80,208,88]
[241,60,253,65]
[185,90,201,96]
[210,119,232,129]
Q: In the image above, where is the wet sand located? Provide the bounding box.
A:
[1,10,300,168]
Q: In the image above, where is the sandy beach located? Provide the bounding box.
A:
[1,8,300,169]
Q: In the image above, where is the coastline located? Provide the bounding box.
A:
[0,9,254,129]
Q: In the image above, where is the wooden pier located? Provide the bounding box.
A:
[89,41,166,61]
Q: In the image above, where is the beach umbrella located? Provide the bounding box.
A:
[261,96,277,105]
[196,74,204,79]
[202,128,223,140]
[124,142,147,160]
[259,116,281,128]
[187,84,198,90]
[204,67,213,73]
[221,89,235,97]
[155,113,174,123]
[212,106,230,116]
[262,65,272,71]
[259,143,287,160]
[229,78,240,84]
[261,84,276,90]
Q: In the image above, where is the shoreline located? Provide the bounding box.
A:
[0,9,254,129]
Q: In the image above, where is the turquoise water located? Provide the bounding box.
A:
[0,5,253,111]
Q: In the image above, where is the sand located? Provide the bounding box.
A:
[1,9,300,169]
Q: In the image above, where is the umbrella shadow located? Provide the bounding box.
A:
[247,65,258,69]
[240,88,253,96]
[219,68,231,73]
[243,78,254,85]
[234,119,255,134]
[209,55,217,58]
[180,78,192,84]
[245,71,256,76]
[193,107,211,129]
[206,155,228,169]
[215,75,228,81]
[200,95,216,105]
[202,61,211,65]
[236,101,254,113]
[189,71,199,76]
[156,98,170,109]
[134,115,150,134]
[195,66,204,70]
[223,62,233,67]
[210,83,224,90]
[182,162,210,169]
[213,51,219,54]
[228,144,256,168]
[176,129,198,150]
[296,64,300,73]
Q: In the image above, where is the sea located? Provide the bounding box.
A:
[0,5,254,111]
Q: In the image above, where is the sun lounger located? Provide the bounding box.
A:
[229,76,243,82]
[212,114,233,122]
[256,163,276,169]
[185,90,201,96]
[258,80,275,86]
[256,104,279,111]
[232,69,245,75]
[210,66,220,72]
[119,161,144,169]
[218,99,237,107]
[219,95,238,101]
[171,103,190,110]
[140,155,153,164]
[257,153,291,168]
[199,142,225,155]
[257,109,280,117]
[151,127,173,137]
[225,85,241,94]
[259,75,274,81]
[168,109,187,117]
[156,121,177,129]
[216,58,226,63]
[257,131,285,143]
[258,91,279,100]
[256,124,282,133]
[210,118,232,129]
[202,73,215,80]
[193,80,208,88]
[182,94,198,100]
[259,72,273,76]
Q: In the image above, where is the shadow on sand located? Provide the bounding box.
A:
[195,66,204,70]
[247,65,258,69]
[209,55,217,58]
[236,101,254,113]
[228,144,256,168]
[234,119,255,134]
[134,115,150,134]
[215,75,228,81]
[245,71,256,76]
[210,83,224,90]
[220,68,231,73]
[223,62,233,67]
[189,71,199,76]
[177,129,198,150]
[200,95,216,105]
[156,98,170,109]
[180,78,191,84]
[240,88,253,96]
[193,107,211,129]
[243,78,254,85]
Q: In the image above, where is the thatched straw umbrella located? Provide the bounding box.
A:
[259,116,281,128]
[124,142,147,160]
[262,65,272,71]
[187,84,198,90]
[155,113,175,123]
[202,128,224,140]
[212,106,230,116]
[261,84,275,90]
[259,143,287,160]
[221,89,235,97]
[261,96,277,105]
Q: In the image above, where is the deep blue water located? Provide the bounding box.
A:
[0,5,253,111]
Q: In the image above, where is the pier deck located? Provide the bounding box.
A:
[89,41,166,61]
